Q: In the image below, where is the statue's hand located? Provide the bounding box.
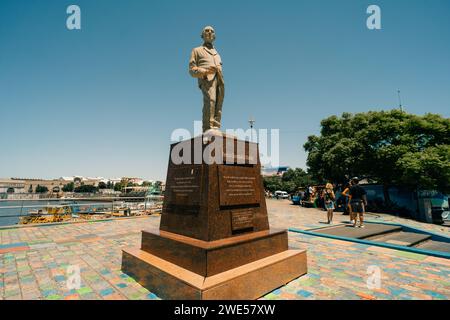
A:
[206,66,217,74]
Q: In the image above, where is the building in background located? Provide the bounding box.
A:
[261,166,290,177]
[121,177,145,186]
[0,179,26,193]
[0,176,160,194]
[0,177,101,194]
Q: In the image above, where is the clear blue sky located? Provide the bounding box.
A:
[1,0,449,181]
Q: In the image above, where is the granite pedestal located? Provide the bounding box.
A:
[122,132,307,299]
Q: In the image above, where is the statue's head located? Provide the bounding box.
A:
[201,26,215,44]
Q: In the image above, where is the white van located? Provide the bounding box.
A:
[274,191,289,199]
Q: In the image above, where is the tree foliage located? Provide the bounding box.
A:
[62,182,74,192]
[74,185,98,193]
[263,168,315,193]
[113,182,123,192]
[35,185,49,193]
[304,110,450,193]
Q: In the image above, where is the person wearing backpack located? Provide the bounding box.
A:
[349,177,368,228]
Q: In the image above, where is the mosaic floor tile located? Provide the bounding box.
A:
[0,199,448,300]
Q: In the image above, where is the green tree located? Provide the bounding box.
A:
[304,110,450,195]
[62,182,74,192]
[35,185,49,193]
[74,185,98,193]
[263,169,315,194]
[282,168,316,188]
[263,176,283,193]
[142,181,152,187]
[397,145,450,193]
[98,182,107,189]
[114,182,123,192]
[154,181,163,189]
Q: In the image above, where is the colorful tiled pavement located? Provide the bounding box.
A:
[0,200,449,300]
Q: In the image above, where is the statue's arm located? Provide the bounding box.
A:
[189,49,207,78]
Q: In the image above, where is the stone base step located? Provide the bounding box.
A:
[140,228,289,277]
[122,247,307,300]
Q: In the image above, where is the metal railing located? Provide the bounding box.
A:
[0,196,163,227]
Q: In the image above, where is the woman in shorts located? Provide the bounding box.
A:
[323,183,336,224]
[341,181,354,223]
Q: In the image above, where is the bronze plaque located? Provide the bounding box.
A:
[231,208,255,231]
[218,166,260,206]
[166,166,202,206]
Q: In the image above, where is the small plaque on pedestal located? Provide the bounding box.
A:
[231,208,254,231]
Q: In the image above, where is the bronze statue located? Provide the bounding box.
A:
[189,26,224,132]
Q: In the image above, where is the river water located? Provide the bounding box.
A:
[0,199,152,227]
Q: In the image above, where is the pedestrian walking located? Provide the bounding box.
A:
[341,180,354,223]
[348,177,368,228]
[323,183,336,224]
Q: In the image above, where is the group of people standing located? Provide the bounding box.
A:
[322,177,368,227]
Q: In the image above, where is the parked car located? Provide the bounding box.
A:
[291,194,301,205]
[291,191,305,205]
[442,209,450,225]
[274,191,289,199]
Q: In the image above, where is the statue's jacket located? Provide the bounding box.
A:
[189,45,224,86]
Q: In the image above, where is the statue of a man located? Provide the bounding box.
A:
[189,26,225,132]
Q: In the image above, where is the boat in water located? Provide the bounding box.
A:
[20,203,74,224]
[18,200,163,224]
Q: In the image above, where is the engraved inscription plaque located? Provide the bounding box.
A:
[218,166,260,206]
[166,166,202,206]
[231,208,255,231]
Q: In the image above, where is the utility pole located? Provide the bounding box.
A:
[249,116,255,142]
[397,89,404,112]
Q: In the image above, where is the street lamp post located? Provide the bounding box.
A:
[249,117,255,142]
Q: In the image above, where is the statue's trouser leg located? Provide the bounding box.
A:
[214,83,224,128]
[201,79,217,132]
